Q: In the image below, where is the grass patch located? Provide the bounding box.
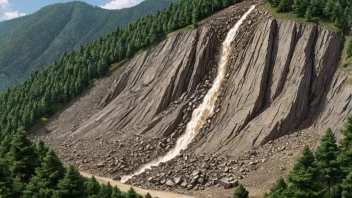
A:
[109,60,128,73]
[341,36,352,69]
[265,3,339,32]
[345,78,352,85]
[167,25,194,38]
[27,117,48,134]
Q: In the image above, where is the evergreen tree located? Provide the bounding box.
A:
[338,115,352,175]
[314,128,342,196]
[234,184,249,198]
[6,130,38,197]
[305,6,313,21]
[97,182,113,198]
[286,145,327,198]
[0,159,13,198]
[342,173,352,198]
[23,149,65,198]
[126,187,138,198]
[36,140,49,163]
[111,186,124,198]
[292,0,310,17]
[86,176,101,196]
[324,0,335,18]
[145,192,152,198]
[192,5,200,28]
[0,135,11,157]
[264,177,288,198]
[277,0,291,13]
[53,166,87,198]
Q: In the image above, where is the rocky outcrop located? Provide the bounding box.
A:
[34,1,350,194]
[194,19,342,154]
[34,20,221,175]
[61,25,217,140]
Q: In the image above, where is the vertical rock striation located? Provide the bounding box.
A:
[195,19,342,154]
[69,25,219,139]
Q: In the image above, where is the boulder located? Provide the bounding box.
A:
[180,181,188,188]
[218,178,232,189]
[96,163,105,168]
[174,177,182,185]
[112,175,121,181]
[165,179,175,187]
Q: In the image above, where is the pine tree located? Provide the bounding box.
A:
[286,145,327,198]
[98,182,113,198]
[111,186,124,198]
[145,192,152,198]
[314,128,342,196]
[277,0,291,13]
[305,6,313,21]
[292,0,310,17]
[324,0,335,18]
[338,115,352,175]
[234,184,249,198]
[0,135,11,157]
[192,5,200,28]
[6,130,38,196]
[36,140,49,164]
[86,176,101,196]
[23,149,65,198]
[53,166,87,198]
[341,173,352,198]
[264,177,288,198]
[0,159,13,198]
[126,187,138,198]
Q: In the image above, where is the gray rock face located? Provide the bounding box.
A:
[195,19,342,154]
[57,25,218,140]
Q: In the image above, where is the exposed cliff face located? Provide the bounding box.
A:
[194,19,342,154]
[71,25,217,140]
[35,2,348,193]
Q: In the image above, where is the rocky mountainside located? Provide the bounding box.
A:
[34,0,351,196]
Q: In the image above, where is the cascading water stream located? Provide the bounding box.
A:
[121,5,256,183]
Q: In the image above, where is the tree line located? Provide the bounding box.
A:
[0,0,242,139]
[0,130,150,198]
[0,0,181,93]
[269,0,352,31]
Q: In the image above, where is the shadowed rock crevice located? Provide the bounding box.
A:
[195,19,342,155]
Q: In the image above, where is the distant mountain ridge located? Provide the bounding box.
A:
[0,0,179,93]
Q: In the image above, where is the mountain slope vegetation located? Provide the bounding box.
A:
[0,0,241,138]
[0,0,179,93]
[0,131,147,198]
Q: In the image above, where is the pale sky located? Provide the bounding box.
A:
[0,0,145,22]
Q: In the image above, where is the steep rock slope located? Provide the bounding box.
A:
[35,21,221,175]
[69,26,217,139]
[195,19,341,154]
[34,1,349,193]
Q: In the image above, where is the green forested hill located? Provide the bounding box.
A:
[0,0,179,93]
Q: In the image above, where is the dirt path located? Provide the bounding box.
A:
[80,172,194,198]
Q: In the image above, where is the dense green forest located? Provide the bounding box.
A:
[0,0,242,138]
[268,0,352,31]
[259,116,352,198]
[0,131,149,198]
[0,0,179,93]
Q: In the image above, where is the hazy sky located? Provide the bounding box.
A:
[0,0,145,21]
